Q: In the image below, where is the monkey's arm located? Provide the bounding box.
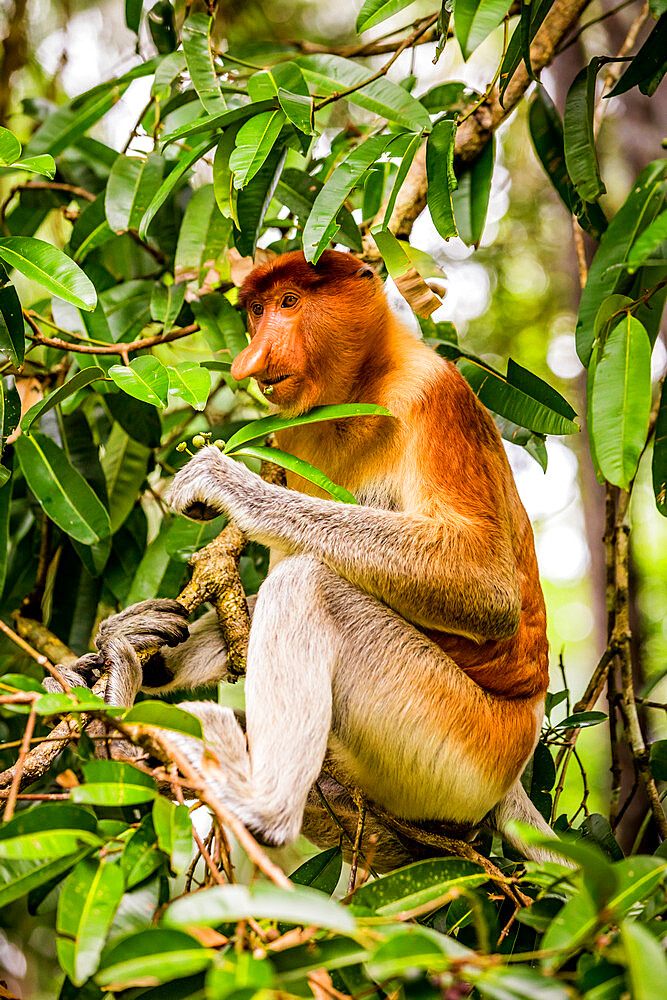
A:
[170,448,521,641]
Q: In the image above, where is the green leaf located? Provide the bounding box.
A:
[0,268,25,365]
[72,760,157,805]
[225,403,394,452]
[105,153,165,233]
[0,154,56,178]
[351,858,487,916]
[152,798,193,875]
[234,145,286,258]
[626,210,667,273]
[229,110,286,189]
[0,456,13,594]
[138,136,218,240]
[182,13,227,115]
[0,850,93,907]
[234,444,359,503]
[0,237,96,311]
[21,367,105,432]
[206,953,274,999]
[15,431,111,544]
[0,126,21,165]
[303,133,398,263]
[275,167,362,252]
[69,193,114,262]
[356,0,418,31]
[291,847,343,895]
[174,183,232,283]
[101,424,151,533]
[297,54,430,130]
[620,920,667,1000]
[97,929,213,989]
[160,100,276,147]
[653,377,667,515]
[563,57,607,204]
[192,293,248,360]
[0,804,100,859]
[120,815,164,888]
[382,131,424,227]
[452,136,494,247]
[163,882,356,934]
[108,356,169,407]
[106,392,161,449]
[56,858,124,986]
[125,0,142,32]
[33,688,110,715]
[528,86,607,242]
[456,357,579,435]
[650,739,667,780]
[426,115,458,241]
[575,159,667,364]
[213,125,241,222]
[506,358,577,420]
[365,926,458,979]
[168,363,211,410]
[150,280,186,328]
[499,0,552,102]
[123,701,204,739]
[278,87,315,135]
[554,710,607,729]
[454,0,512,59]
[27,85,131,158]
[590,314,651,488]
[606,14,667,98]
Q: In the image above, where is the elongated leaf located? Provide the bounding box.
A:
[15,431,111,544]
[138,136,218,239]
[0,126,21,165]
[626,210,667,273]
[108,356,169,407]
[607,14,667,98]
[182,12,227,115]
[229,109,286,189]
[69,193,114,262]
[528,86,607,241]
[0,267,25,365]
[356,0,418,31]
[297,54,430,130]
[653,377,667,515]
[106,392,161,448]
[371,227,442,317]
[0,237,96,310]
[163,882,356,933]
[0,803,100,859]
[351,858,487,916]
[225,403,393,452]
[125,0,142,32]
[278,87,315,135]
[499,0,552,102]
[174,184,231,283]
[21,367,105,431]
[101,424,151,533]
[0,153,55,178]
[506,358,577,420]
[275,167,362,251]
[152,798,193,875]
[248,61,310,102]
[291,847,343,895]
[123,701,203,738]
[97,929,213,989]
[72,760,157,805]
[192,293,248,360]
[452,136,494,247]
[120,815,164,888]
[150,280,186,328]
[456,356,579,434]
[160,99,276,147]
[168,363,211,410]
[563,58,607,204]
[0,850,93,907]
[591,313,651,488]
[105,153,165,233]
[56,858,124,986]
[234,144,286,258]
[303,133,397,262]
[455,0,512,59]
[576,159,667,364]
[382,131,424,227]
[621,920,667,1000]
[26,86,130,157]
[213,125,241,222]
[426,115,458,241]
[234,444,359,503]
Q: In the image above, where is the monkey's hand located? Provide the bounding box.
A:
[169,446,255,523]
[95,599,190,706]
[43,653,102,695]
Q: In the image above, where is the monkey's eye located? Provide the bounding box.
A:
[281,293,299,308]
[250,303,263,317]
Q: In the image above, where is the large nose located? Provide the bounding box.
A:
[231,327,272,381]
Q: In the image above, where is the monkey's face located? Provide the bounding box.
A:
[231,287,318,414]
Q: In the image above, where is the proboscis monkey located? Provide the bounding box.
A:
[53,250,561,869]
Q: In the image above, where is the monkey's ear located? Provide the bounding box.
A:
[356,263,376,280]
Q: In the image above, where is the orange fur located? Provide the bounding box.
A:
[237,250,549,792]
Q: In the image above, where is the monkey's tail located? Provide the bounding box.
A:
[486,781,572,867]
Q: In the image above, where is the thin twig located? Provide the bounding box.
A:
[594,1,650,135]
[3,704,37,821]
[0,618,71,692]
[347,794,366,895]
[26,321,200,357]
